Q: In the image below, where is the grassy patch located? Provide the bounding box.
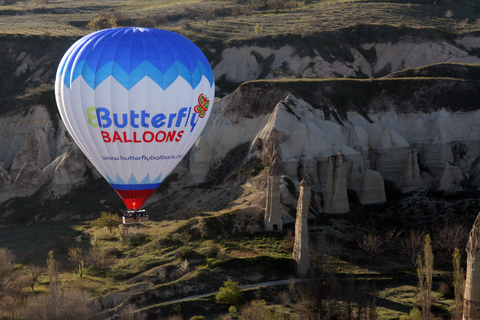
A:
[1,0,479,39]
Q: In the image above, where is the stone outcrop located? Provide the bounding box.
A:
[463,212,480,320]
[234,206,266,233]
[293,174,314,277]
[185,82,480,214]
[438,162,464,193]
[2,31,480,211]
[11,158,48,192]
[399,144,426,193]
[10,127,51,180]
[322,152,349,214]
[0,104,83,203]
[213,33,480,88]
[0,163,11,192]
[264,158,284,231]
[44,146,95,197]
[350,170,386,205]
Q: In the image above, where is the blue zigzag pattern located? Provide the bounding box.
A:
[58,28,214,91]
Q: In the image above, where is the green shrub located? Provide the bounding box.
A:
[129,233,149,247]
[94,211,121,233]
[203,243,220,258]
[175,246,197,259]
[241,300,291,319]
[189,316,206,320]
[215,279,243,306]
[400,307,422,320]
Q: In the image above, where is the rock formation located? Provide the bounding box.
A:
[439,162,464,193]
[293,174,314,277]
[2,32,480,212]
[399,144,426,193]
[463,212,480,320]
[264,157,284,231]
[213,34,480,87]
[321,152,349,214]
[11,158,48,193]
[0,163,11,192]
[10,127,51,181]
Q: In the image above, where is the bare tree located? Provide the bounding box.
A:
[22,287,102,320]
[88,248,116,277]
[179,231,192,247]
[0,248,15,300]
[68,247,86,277]
[199,5,215,23]
[192,218,207,240]
[434,224,468,263]
[117,303,147,320]
[401,230,425,266]
[26,265,44,292]
[267,0,285,13]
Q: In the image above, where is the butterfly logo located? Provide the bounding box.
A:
[194,94,209,118]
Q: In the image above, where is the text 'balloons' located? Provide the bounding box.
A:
[55,27,214,209]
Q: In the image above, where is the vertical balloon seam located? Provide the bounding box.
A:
[162,32,190,179]
[125,29,135,198]
[151,29,175,199]
[103,29,118,193]
[84,32,111,188]
[63,40,90,152]
[141,29,165,202]
[138,29,149,204]
[88,30,121,190]
[92,29,119,188]
[147,30,173,202]
[111,28,130,198]
[73,39,98,170]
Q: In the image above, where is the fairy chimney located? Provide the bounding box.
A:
[264,157,284,231]
[293,174,314,277]
[463,212,480,320]
[399,144,426,193]
[324,152,349,214]
[262,129,282,166]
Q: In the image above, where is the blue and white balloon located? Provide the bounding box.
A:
[55,28,214,209]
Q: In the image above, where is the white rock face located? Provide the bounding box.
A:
[213,39,480,85]
[367,40,478,75]
[43,146,92,197]
[10,127,51,180]
[0,105,81,202]
[11,158,48,192]
[438,162,464,193]
[3,34,480,210]
[0,106,52,168]
[185,91,480,212]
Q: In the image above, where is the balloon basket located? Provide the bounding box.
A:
[123,209,149,224]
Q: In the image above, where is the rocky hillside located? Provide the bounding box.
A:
[1,26,480,223]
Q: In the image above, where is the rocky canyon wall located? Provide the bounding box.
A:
[1,29,480,212]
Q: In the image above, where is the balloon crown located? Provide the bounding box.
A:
[57,28,214,91]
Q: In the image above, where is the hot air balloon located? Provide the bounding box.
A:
[55,27,214,215]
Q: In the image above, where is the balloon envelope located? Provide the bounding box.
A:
[55,28,214,209]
